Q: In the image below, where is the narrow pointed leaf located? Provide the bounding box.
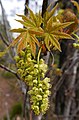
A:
[0,51,7,57]
[35,12,43,27]
[26,32,36,56]
[26,5,37,26]
[17,40,25,53]
[71,1,79,12]
[29,39,36,58]
[0,45,13,57]
[15,19,34,28]
[16,14,36,26]
[47,17,53,31]
[46,3,58,21]
[10,28,27,33]
[31,35,40,47]
[47,1,54,11]
[44,34,50,51]
[52,22,74,31]
[11,33,23,46]
[50,34,61,51]
[29,27,44,36]
[0,33,24,58]
[51,31,74,40]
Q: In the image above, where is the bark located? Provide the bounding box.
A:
[42,0,48,18]
[23,86,29,120]
[63,50,78,120]
[24,0,29,16]
[32,113,43,120]
[0,0,12,43]
[0,64,20,79]
[0,0,16,58]
[55,0,79,120]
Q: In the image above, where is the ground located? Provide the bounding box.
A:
[0,73,23,119]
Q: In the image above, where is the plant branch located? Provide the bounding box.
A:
[0,32,9,46]
[0,64,20,79]
[51,52,79,99]
[70,106,79,120]
[42,0,48,17]
[0,0,12,43]
[24,0,29,16]
[23,86,29,120]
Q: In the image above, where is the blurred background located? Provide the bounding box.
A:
[0,0,43,119]
[0,0,43,29]
[0,0,79,120]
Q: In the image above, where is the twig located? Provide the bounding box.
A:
[23,86,29,120]
[51,53,79,99]
[65,57,79,74]
[0,32,9,46]
[70,106,79,120]
[0,64,20,79]
[0,0,12,43]
[24,0,29,16]
[42,0,48,17]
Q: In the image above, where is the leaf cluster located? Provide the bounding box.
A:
[10,4,74,57]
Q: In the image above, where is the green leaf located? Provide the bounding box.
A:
[44,33,50,51]
[29,36,36,57]
[47,17,53,32]
[71,0,79,12]
[52,22,74,31]
[0,51,6,57]
[26,5,37,26]
[17,39,26,53]
[11,33,23,46]
[10,28,27,33]
[51,31,74,40]
[35,12,43,27]
[29,27,44,36]
[46,3,58,21]
[16,14,36,27]
[44,33,61,51]
[31,35,40,47]
[15,19,34,28]
[0,45,12,57]
[25,6,43,27]
[50,34,61,51]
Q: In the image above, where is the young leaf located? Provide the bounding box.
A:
[0,45,12,57]
[16,14,36,27]
[46,3,58,21]
[44,33,61,51]
[35,12,43,27]
[47,17,53,32]
[11,33,23,46]
[26,6,42,27]
[26,5,37,26]
[71,0,79,12]
[51,31,74,40]
[31,35,40,47]
[17,39,25,53]
[52,22,74,31]
[10,28,27,33]
[29,27,44,36]
[44,33,50,51]
[50,34,61,51]
[15,19,34,28]
[0,51,7,57]
[29,37,36,57]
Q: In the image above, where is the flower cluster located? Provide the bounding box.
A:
[73,43,79,48]
[14,45,51,115]
[28,77,51,115]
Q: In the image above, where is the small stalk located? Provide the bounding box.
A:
[37,47,42,82]
[72,33,79,40]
